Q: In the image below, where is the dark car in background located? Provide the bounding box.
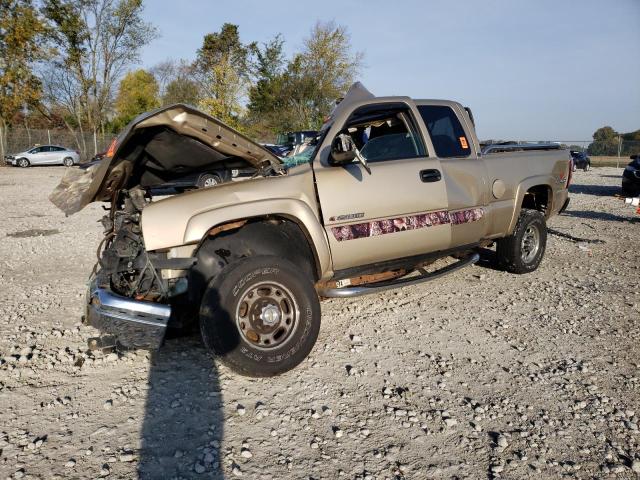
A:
[274,130,318,157]
[570,150,591,171]
[622,155,640,196]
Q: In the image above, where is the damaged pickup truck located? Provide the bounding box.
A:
[51,83,571,377]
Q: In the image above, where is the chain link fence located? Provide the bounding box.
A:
[484,139,640,167]
[0,127,113,165]
[1,128,638,167]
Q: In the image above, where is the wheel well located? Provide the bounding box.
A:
[188,216,320,307]
[522,185,551,216]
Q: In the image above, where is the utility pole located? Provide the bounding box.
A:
[617,135,622,168]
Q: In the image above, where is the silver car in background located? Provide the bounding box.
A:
[5,145,80,167]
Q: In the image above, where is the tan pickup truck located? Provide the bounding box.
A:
[51,83,571,376]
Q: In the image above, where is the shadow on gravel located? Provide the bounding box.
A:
[568,184,621,196]
[563,209,637,223]
[474,247,502,272]
[138,335,225,479]
[6,228,60,238]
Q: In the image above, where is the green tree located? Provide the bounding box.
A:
[193,23,255,128]
[245,21,363,135]
[293,21,364,128]
[151,58,200,106]
[42,0,157,154]
[111,69,159,131]
[245,35,286,137]
[0,0,48,158]
[163,77,200,106]
[588,126,619,156]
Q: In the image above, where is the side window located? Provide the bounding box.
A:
[30,147,42,153]
[417,105,471,158]
[51,146,64,152]
[341,103,426,163]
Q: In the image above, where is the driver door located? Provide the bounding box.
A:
[28,146,47,165]
[315,101,450,272]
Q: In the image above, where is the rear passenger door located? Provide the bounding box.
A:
[49,146,67,164]
[416,102,489,248]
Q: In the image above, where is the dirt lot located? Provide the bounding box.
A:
[0,166,638,480]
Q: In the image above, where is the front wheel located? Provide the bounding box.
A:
[199,255,321,377]
[198,173,222,188]
[584,162,590,171]
[17,158,30,168]
[496,209,547,274]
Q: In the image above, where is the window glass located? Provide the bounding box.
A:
[417,105,471,158]
[340,104,426,163]
[51,146,65,151]
[30,147,42,153]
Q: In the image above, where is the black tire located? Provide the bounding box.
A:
[198,173,222,188]
[571,163,577,172]
[584,162,590,171]
[496,209,547,274]
[17,158,30,168]
[200,255,321,377]
[63,157,74,167]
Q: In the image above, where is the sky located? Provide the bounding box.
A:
[140,0,640,142]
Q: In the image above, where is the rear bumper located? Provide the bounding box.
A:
[85,280,171,349]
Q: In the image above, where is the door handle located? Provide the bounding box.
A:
[419,169,441,183]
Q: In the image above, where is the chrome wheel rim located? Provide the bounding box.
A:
[521,224,540,263]
[203,176,219,187]
[235,281,299,350]
[19,159,28,167]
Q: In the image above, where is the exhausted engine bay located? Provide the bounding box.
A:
[92,127,278,302]
[94,188,163,300]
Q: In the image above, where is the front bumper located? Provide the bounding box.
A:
[85,280,171,349]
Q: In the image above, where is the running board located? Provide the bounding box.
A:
[319,253,480,298]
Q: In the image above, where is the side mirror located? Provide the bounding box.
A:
[330,134,357,165]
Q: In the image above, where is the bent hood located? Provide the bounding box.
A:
[49,104,282,215]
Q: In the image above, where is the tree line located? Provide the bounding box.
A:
[0,0,362,158]
[587,127,640,157]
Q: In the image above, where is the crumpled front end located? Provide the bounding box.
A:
[82,187,184,350]
[85,279,171,349]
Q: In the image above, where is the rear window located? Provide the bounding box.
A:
[417,105,471,158]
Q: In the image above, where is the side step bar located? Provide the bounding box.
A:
[319,253,480,298]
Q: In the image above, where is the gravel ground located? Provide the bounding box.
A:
[0,166,638,480]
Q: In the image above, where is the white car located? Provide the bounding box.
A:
[5,145,80,167]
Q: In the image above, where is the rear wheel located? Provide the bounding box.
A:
[17,158,30,168]
[584,162,590,171]
[200,255,321,377]
[63,157,74,167]
[496,209,547,274]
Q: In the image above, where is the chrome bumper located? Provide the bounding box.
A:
[86,281,171,349]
